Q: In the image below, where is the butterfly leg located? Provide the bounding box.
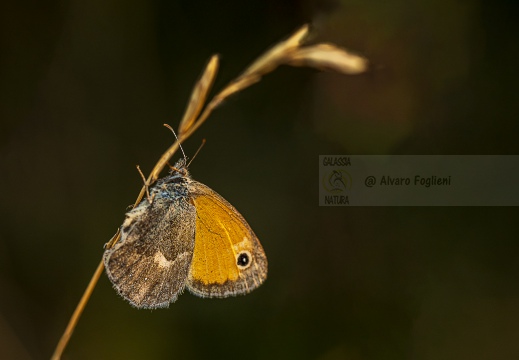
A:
[136,165,155,203]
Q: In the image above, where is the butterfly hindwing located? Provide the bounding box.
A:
[103,194,196,309]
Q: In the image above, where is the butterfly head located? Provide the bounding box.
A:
[168,158,190,178]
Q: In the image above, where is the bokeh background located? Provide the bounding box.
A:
[2,0,519,359]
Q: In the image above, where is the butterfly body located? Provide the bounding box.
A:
[104,160,267,308]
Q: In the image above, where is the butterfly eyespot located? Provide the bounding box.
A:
[236,251,252,270]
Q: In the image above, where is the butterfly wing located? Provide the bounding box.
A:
[103,196,196,308]
[186,181,268,298]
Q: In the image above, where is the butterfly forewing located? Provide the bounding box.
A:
[186,182,267,298]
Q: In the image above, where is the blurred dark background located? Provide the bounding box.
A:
[1,0,519,359]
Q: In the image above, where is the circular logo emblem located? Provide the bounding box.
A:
[322,169,352,193]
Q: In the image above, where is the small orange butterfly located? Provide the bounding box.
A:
[103,159,267,308]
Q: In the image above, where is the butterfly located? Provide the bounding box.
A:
[103,159,267,308]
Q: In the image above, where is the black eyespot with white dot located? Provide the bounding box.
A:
[236,251,252,269]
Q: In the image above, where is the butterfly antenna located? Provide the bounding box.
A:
[187,139,206,168]
[164,123,187,163]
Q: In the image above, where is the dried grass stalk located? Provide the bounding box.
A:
[52,24,367,360]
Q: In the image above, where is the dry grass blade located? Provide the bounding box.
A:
[241,24,310,78]
[178,55,219,135]
[189,25,310,116]
[186,24,367,134]
[287,44,368,74]
[210,75,261,109]
[51,260,106,360]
